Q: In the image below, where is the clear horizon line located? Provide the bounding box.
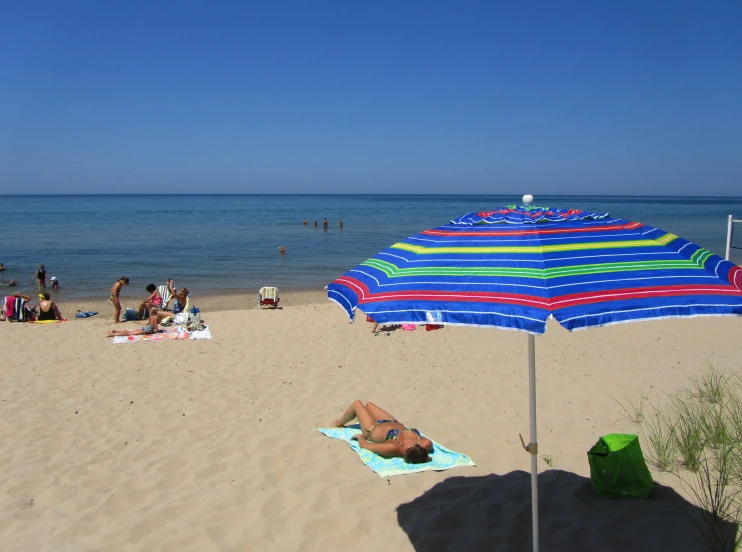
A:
[2,192,742,198]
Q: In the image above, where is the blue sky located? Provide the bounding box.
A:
[1,1,740,195]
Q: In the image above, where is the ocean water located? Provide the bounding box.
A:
[1,194,741,300]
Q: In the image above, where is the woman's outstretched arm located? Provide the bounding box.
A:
[352,434,401,458]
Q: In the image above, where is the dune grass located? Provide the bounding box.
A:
[619,368,742,551]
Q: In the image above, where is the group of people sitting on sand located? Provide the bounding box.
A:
[1,291,64,322]
[109,277,190,322]
[107,277,192,338]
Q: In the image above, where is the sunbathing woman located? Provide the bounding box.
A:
[107,307,161,337]
[332,400,433,464]
[37,292,63,321]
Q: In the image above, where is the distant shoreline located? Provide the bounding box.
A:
[54,288,329,316]
[2,193,742,198]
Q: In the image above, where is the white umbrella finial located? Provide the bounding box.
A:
[523,194,534,206]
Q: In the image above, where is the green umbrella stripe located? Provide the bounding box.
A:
[362,259,704,279]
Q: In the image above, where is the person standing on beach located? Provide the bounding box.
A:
[109,276,129,323]
[32,264,47,289]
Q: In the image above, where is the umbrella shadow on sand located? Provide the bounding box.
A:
[397,470,736,552]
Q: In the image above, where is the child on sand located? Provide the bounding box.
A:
[107,307,161,337]
[108,277,129,323]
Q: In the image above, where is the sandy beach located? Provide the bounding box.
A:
[2,291,741,551]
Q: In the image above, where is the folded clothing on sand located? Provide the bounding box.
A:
[318,424,476,478]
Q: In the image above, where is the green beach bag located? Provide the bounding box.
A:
[587,433,654,498]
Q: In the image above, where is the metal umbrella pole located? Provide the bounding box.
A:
[520,334,539,552]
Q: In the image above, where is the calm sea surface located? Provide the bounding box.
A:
[1,194,741,300]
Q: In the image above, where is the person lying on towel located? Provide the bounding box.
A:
[332,400,433,464]
[107,307,161,338]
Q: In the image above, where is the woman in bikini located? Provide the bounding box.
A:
[167,281,190,313]
[108,276,129,323]
[332,400,433,464]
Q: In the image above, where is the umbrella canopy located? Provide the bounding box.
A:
[327,201,742,552]
[328,204,742,332]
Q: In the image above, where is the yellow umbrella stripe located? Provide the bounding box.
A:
[391,234,678,255]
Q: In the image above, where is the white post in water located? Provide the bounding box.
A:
[528,334,539,552]
[523,194,534,206]
[727,215,734,261]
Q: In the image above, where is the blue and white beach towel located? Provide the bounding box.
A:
[318,424,476,478]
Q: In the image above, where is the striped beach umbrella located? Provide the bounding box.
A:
[327,197,742,552]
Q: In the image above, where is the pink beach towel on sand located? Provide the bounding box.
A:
[3,296,17,318]
[401,324,416,331]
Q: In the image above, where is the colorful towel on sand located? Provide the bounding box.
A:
[318,424,476,477]
[31,319,68,324]
[111,325,212,344]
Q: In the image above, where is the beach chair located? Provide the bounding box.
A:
[158,284,173,311]
[257,287,280,309]
[2,295,28,322]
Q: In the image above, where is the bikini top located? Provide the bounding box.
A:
[385,426,421,442]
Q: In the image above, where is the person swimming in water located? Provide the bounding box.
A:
[313,220,318,227]
[278,246,286,253]
[338,219,343,228]
[331,400,433,463]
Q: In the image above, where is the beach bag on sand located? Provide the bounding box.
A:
[588,433,653,499]
[174,312,189,325]
[123,308,138,322]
